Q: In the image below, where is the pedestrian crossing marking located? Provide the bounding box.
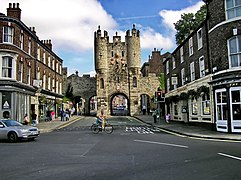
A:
[126,126,155,134]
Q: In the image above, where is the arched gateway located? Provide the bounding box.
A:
[94,25,160,116]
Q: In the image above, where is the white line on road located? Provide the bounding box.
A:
[134,139,189,148]
[218,153,241,161]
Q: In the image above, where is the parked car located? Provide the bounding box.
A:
[0,119,40,142]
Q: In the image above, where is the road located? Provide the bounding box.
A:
[1,116,241,180]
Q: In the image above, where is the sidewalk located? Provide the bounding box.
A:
[36,115,80,133]
[134,115,241,141]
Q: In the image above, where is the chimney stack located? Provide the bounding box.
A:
[7,3,21,20]
[42,39,52,50]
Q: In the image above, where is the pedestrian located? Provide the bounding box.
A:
[31,111,37,127]
[51,111,55,121]
[152,108,157,123]
[166,113,171,123]
[23,114,30,125]
[60,110,64,121]
[65,109,70,121]
[142,105,146,115]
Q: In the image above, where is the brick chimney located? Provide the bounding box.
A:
[43,40,52,50]
[7,3,21,20]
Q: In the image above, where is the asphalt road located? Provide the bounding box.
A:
[1,116,241,180]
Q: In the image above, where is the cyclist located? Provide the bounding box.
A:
[96,109,106,129]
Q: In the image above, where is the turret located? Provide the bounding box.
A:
[126,24,141,70]
[94,26,109,71]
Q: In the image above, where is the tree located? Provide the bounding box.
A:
[159,73,165,90]
[64,83,74,101]
[174,5,207,45]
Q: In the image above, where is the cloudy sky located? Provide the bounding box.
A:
[1,0,204,76]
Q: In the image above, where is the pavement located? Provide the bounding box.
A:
[36,114,241,141]
[134,115,241,141]
[36,115,81,133]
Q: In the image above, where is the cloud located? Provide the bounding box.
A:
[140,27,175,51]
[0,0,117,52]
[159,1,205,32]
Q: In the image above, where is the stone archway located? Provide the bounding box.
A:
[110,93,129,116]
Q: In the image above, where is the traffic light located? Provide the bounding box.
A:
[155,91,165,102]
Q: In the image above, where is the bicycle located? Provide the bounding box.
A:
[91,118,113,134]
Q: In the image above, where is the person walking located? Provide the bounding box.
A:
[23,114,30,125]
[31,111,37,126]
[142,105,146,115]
[166,113,171,123]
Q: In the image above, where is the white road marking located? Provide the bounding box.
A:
[134,139,189,148]
[218,153,241,161]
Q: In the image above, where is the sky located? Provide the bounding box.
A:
[1,0,204,77]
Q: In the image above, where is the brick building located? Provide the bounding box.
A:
[163,0,241,133]
[0,3,63,122]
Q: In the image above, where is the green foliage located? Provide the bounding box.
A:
[174,5,207,45]
[159,73,165,90]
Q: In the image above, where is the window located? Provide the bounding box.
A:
[166,61,169,74]
[231,88,241,120]
[190,62,195,81]
[2,56,13,78]
[28,38,31,55]
[180,46,184,63]
[100,78,104,89]
[199,56,205,77]
[133,77,137,87]
[20,33,23,49]
[3,26,13,43]
[189,37,193,56]
[52,59,55,70]
[191,97,198,115]
[59,82,62,94]
[37,46,40,60]
[59,64,62,74]
[43,74,46,89]
[171,77,178,90]
[27,66,31,85]
[166,78,170,92]
[48,56,51,67]
[216,89,228,121]
[43,51,46,64]
[226,0,241,19]
[56,62,59,73]
[197,28,203,50]
[228,36,241,68]
[172,56,176,69]
[37,68,40,80]
[48,76,51,90]
[181,68,185,85]
[52,78,55,92]
[202,93,210,115]
[19,59,23,82]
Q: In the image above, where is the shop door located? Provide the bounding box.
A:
[230,87,241,133]
[215,89,228,132]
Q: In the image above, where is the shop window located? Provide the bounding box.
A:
[191,97,198,115]
[216,90,228,120]
[231,89,241,120]
[202,93,210,115]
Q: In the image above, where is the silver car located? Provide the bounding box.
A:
[0,119,40,142]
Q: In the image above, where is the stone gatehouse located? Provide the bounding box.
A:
[94,25,160,116]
